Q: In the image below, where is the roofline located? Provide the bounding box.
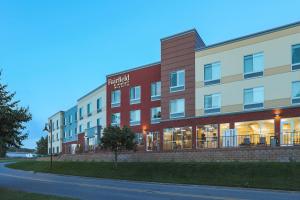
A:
[196,20,300,52]
[77,83,106,102]
[106,61,161,78]
[48,111,64,119]
[160,28,199,41]
[65,105,78,113]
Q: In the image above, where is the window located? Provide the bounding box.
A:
[70,129,72,137]
[75,112,77,121]
[163,127,192,151]
[169,99,185,119]
[79,107,83,120]
[244,87,264,109]
[87,121,91,129]
[170,70,185,92]
[87,103,92,116]
[97,98,102,112]
[146,132,160,151]
[130,86,141,104]
[64,131,67,138]
[56,133,59,141]
[69,115,72,124]
[204,62,221,85]
[52,122,55,130]
[74,128,77,135]
[56,120,59,129]
[97,118,101,126]
[130,110,141,126]
[292,44,300,70]
[79,125,83,133]
[111,90,121,107]
[151,107,161,124]
[197,124,218,149]
[111,113,120,126]
[292,81,300,104]
[244,52,264,79]
[151,81,161,101]
[204,93,221,114]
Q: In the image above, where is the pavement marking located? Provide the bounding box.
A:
[0,172,246,200]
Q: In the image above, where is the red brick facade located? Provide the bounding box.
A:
[106,63,161,148]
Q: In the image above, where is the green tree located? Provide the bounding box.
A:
[101,126,136,168]
[36,136,48,155]
[0,72,32,157]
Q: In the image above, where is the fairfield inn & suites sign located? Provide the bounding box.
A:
[108,74,130,89]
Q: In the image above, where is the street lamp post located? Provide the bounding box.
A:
[43,119,53,169]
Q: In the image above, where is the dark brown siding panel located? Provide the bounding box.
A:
[160,31,204,120]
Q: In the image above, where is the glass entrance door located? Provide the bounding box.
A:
[146,132,160,151]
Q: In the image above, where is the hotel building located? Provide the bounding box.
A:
[48,21,300,154]
[48,111,64,154]
[77,84,107,152]
[62,106,78,154]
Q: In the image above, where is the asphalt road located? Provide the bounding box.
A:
[0,163,300,200]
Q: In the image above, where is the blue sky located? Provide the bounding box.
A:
[0,0,300,149]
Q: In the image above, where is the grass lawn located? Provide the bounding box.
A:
[0,187,76,200]
[7,161,300,191]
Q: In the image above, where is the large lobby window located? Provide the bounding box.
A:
[111,113,120,126]
[244,86,264,110]
[151,81,161,101]
[244,52,264,79]
[170,70,185,92]
[146,132,160,151]
[204,93,221,114]
[292,44,300,70]
[130,86,141,104]
[281,117,300,146]
[292,81,300,104]
[130,110,141,126]
[204,62,220,86]
[196,124,218,148]
[235,119,274,146]
[111,90,121,107]
[170,99,185,119]
[163,127,192,151]
[151,107,161,124]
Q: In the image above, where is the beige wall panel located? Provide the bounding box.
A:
[195,71,300,116]
[221,104,243,113]
[195,32,300,82]
[195,26,300,117]
[221,74,243,84]
[196,109,204,116]
[264,65,291,76]
[196,26,300,57]
[196,81,204,88]
[265,98,291,109]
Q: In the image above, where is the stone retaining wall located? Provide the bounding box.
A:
[37,146,300,162]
